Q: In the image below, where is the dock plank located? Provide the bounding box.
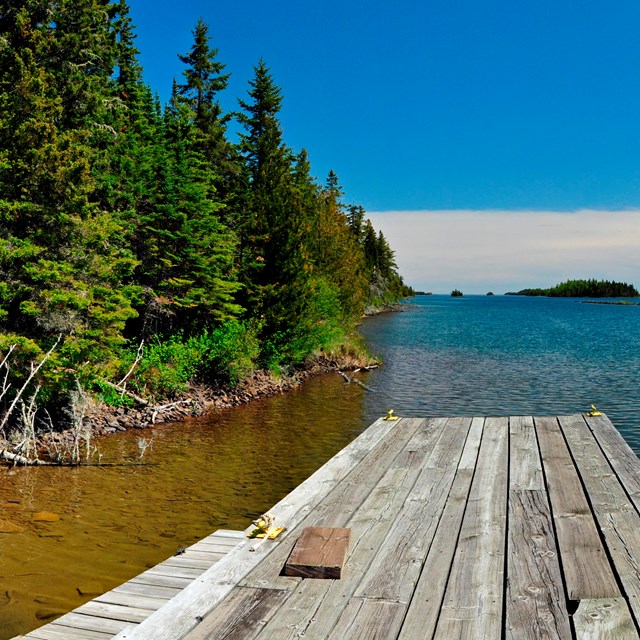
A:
[42,612,129,635]
[94,590,167,611]
[433,417,509,638]
[536,416,620,600]
[560,414,640,624]
[399,416,485,640]
[74,602,152,624]
[326,599,407,640]
[24,622,115,640]
[506,490,572,640]
[585,414,640,511]
[573,599,640,639]
[182,587,289,640]
[509,415,544,490]
[506,416,572,640]
[434,417,509,639]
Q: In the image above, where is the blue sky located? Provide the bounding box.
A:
[128,0,640,291]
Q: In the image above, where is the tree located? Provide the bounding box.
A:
[177,18,240,208]
[0,0,140,384]
[236,60,292,313]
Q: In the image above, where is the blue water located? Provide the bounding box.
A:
[358,295,640,453]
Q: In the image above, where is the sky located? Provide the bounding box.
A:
[128,0,640,293]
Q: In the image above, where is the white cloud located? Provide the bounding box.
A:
[367,209,640,294]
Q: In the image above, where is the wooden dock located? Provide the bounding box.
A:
[13,529,244,640]
[16,413,640,639]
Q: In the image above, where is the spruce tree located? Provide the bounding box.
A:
[237,60,292,313]
[177,18,240,209]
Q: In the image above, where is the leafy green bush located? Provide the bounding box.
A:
[201,320,259,385]
[114,320,260,400]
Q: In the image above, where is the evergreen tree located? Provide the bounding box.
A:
[237,60,293,315]
[177,18,240,209]
[347,204,366,240]
[0,0,139,380]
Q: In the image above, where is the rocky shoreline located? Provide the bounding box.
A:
[93,356,366,435]
[21,353,374,464]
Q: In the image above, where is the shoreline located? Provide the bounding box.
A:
[1,351,377,465]
[1,305,406,465]
[84,353,372,436]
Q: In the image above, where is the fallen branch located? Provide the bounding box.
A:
[0,345,16,406]
[154,399,193,411]
[151,400,195,424]
[337,370,351,383]
[0,448,50,466]
[98,379,149,406]
[352,378,374,392]
[118,339,144,387]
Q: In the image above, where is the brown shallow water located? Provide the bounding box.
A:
[0,373,369,639]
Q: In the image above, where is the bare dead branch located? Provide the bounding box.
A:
[0,335,61,436]
[98,379,149,406]
[118,339,144,387]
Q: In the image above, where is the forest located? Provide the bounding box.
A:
[507,279,639,298]
[0,1,412,442]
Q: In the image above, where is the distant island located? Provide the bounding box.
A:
[415,291,433,295]
[505,279,639,298]
[451,289,464,297]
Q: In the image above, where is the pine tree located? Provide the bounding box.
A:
[131,83,241,333]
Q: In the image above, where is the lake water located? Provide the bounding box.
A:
[1,293,640,638]
[359,294,640,451]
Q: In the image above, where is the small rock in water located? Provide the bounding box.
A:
[33,511,60,522]
[36,608,65,621]
[77,581,104,597]
[0,520,23,533]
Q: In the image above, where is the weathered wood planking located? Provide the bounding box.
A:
[178,587,289,640]
[245,419,449,640]
[505,416,572,640]
[559,415,640,630]
[355,417,473,602]
[536,416,620,600]
[239,417,436,594]
[283,526,351,579]
[18,413,640,640]
[434,417,509,639]
[399,416,485,640]
[574,599,640,640]
[585,414,640,512]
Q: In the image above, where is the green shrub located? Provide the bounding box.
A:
[113,321,260,400]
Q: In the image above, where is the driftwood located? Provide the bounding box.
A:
[0,448,50,466]
[337,370,375,392]
[0,335,61,436]
[151,400,193,424]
